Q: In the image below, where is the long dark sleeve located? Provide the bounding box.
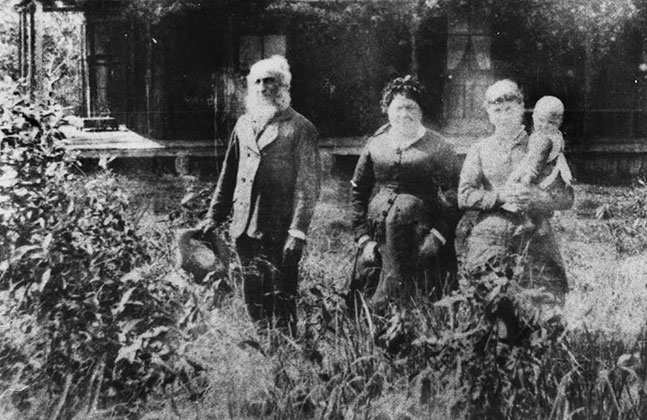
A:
[350,148,375,241]
[206,131,239,224]
[289,121,321,235]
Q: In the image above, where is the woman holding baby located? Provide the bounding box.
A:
[458,79,574,303]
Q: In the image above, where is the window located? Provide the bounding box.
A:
[238,34,287,70]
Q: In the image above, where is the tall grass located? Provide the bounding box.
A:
[4,168,647,419]
[114,173,647,419]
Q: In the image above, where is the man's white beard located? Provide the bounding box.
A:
[245,88,291,126]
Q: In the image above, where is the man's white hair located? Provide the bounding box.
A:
[247,55,292,88]
[245,55,292,122]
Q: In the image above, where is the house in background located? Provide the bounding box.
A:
[15,0,647,178]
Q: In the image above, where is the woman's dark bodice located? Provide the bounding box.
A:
[351,127,462,241]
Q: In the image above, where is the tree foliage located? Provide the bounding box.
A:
[41,11,83,111]
[120,0,275,22]
[0,1,82,111]
[492,0,639,58]
[267,0,640,57]
[0,82,205,418]
[0,0,19,79]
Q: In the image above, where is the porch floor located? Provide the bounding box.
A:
[61,127,647,161]
[61,127,223,159]
[318,135,477,156]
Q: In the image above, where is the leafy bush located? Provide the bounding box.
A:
[0,88,201,418]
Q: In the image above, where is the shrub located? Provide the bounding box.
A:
[0,88,201,418]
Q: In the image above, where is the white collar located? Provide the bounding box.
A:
[389,125,426,149]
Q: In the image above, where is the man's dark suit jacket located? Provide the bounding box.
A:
[206,107,321,243]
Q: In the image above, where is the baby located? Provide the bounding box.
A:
[502,95,573,231]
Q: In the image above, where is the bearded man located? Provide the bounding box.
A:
[202,55,321,334]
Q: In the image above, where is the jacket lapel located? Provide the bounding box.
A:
[257,123,279,150]
[256,108,295,150]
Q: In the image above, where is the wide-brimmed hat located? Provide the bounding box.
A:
[176,228,230,283]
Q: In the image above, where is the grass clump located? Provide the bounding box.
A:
[3,90,647,418]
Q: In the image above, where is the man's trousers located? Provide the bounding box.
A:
[235,235,300,334]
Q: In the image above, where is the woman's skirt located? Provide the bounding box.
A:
[354,190,457,307]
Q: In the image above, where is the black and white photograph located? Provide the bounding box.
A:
[1,0,647,419]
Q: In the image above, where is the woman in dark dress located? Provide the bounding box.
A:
[349,76,463,308]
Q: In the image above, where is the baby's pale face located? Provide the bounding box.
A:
[532,112,562,132]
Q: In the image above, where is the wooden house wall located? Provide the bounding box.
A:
[84,12,156,136]
[287,15,412,138]
[227,10,441,139]
[79,3,647,170]
[85,6,231,140]
[489,18,647,147]
[156,10,233,140]
[585,28,647,141]
[81,5,453,142]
